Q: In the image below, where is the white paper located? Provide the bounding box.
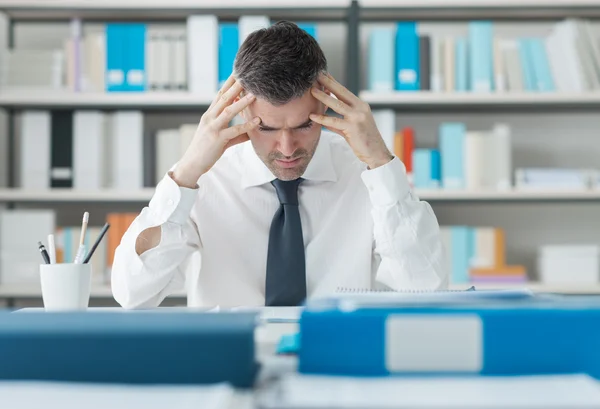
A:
[0,381,235,409]
[264,373,600,408]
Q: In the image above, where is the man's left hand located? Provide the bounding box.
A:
[309,72,394,169]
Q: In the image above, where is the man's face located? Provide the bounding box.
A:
[241,89,325,181]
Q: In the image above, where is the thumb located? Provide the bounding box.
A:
[225,133,250,150]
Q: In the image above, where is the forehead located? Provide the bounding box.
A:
[245,90,320,126]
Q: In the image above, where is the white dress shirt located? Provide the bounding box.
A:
[111,131,448,309]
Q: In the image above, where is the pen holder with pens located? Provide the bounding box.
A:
[40,263,92,311]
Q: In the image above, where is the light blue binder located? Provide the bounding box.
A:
[468,21,493,92]
[297,23,317,40]
[451,226,473,284]
[439,122,466,189]
[105,24,126,92]
[430,149,441,187]
[219,23,239,87]
[455,37,469,91]
[124,24,146,92]
[299,297,600,378]
[395,22,420,91]
[519,38,536,91]
[529,38,555,92]
[413,149,432,188]
[368,28,395,92]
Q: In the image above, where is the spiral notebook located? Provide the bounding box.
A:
[309,285,535,307]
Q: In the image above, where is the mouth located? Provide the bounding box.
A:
[275,157,303,169]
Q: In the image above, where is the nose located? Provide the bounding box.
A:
[277,130,296,157]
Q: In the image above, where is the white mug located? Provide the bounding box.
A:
[40,263,92,311]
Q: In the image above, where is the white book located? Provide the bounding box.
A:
[187,15,218,95]
[582,20,600,85]
[156,30,172,90]
[73,111,105,190]
[0,210,55,285]
[545,29,572,92]
[372,110,395,153]
[464,131,485,190]
[573,19,600,90]
[471,228,495,268]
[239,15,270,44]
[493,38,506,92]
[500,40,524,92]
[172,29,187,90]
[83,32,106,92]
[555,21,588,92]
[179,124,197,156]
[430,36,444,92]
[145,28,160,90]
[443,37,455,92]
[20,110,50,189]
[155,129,181,182]
[111,111,144,190]
[491,123,512,190]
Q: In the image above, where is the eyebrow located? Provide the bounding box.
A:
[259,119,313,131]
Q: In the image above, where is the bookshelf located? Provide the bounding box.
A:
[2,0,600,300]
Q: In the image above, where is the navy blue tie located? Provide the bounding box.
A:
[265,178,306,306]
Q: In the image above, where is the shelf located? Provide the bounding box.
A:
[0,0,350,21]
[449,282,600,295]
[0,189,156,203]
[0,91,215,110]
[416,189,600,202]
[359,0,600,20]
[360,91,600,111]
[3,188,600,204]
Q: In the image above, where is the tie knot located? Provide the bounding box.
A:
[271,178,303,205]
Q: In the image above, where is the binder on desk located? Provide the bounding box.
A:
[0,311,259,388]
[299,297,600,379]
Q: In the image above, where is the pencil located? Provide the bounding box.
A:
[83,223,110,264]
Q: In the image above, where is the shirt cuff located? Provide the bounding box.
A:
[148,172,198,225]
[360,156,411,206]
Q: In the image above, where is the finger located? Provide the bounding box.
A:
[209,80,245,118]
[225,133,250,150]
[317,72,361,106]
[208,74,236,110]
[214,92,256,128]
[311,87,351,116]
[221,117,261,141]
[309,113,348,131]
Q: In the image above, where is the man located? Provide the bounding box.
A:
[112,21,447,309]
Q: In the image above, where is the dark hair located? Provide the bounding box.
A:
[234,20,327,106]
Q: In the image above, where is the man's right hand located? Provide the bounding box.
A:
[171,75,260,188]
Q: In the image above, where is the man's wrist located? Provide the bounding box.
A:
[170,165,201,189]
[366,152,394,170]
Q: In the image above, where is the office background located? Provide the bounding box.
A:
[0,0,599,307]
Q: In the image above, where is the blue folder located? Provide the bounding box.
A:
[299,297,600,379]
[0,311,258,387]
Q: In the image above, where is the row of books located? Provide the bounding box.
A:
[0,209,136,285]
[441,226,527,285]
[2,17,317,93]
[17,110,197,190]
[374,111,512,190]
[368,18,600,93]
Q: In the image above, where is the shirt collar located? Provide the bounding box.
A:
[240,131,338,189]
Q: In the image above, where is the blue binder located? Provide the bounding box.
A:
[368,28,395,92]
[299,298,600,378]
[439,122,466,189]
[105,24,126,92]
[125,23,147,92]
[0,311,258,387]
[395,22,420,91]
[219,23,239,87]
[468,21,494,92]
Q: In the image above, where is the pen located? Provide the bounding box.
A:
[74,211,89,264]
[47,234,56,264]
[38,241,50,265]
[83,223,110,264]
